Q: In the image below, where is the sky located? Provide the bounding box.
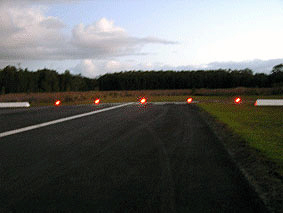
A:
[0,0,283,78]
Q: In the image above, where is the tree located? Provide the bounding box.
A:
[270,64,283,87]
[0,66,98,94]
[272,64,283,73]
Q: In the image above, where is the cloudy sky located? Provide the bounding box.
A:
[0,0,283,77]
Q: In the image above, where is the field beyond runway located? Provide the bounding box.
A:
[0,104,267,212]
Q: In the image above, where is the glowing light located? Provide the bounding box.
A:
[140,97,147,104]
[94,98,100,105]
[234,97,242,104]
[55,100,61,106]
[187,97,193,103]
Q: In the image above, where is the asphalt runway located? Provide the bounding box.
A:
[0,103,268,212]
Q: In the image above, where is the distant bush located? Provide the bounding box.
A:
[0,66,98,94]
[98,67,283,91]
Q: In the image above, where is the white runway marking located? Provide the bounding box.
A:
[0,103,133,138]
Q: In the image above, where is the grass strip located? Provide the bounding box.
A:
[198,102,283,175]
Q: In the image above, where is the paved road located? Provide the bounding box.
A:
[0,104,267,212]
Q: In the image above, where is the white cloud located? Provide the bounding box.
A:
[39,17,65,29]
[0,5,67,60]
[105,60,122,70]
[72,59,132,78]
[196,30,283,63]
[70,18,177,59]
[0,3,176,61]
[204,58,283,73]
[156,58,283,74]
[73,59,98,78]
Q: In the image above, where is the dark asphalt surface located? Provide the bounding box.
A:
[0,104,267,212]
[0,104,117,133]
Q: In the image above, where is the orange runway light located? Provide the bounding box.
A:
[140,97,147,104]
[187,97,193,104]
[234,97,242,104]
[55,100,61,106]
[94,98,100,105]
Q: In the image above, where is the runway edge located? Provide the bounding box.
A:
[197,106,283,213]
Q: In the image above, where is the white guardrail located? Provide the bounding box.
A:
[255,99,283,106]
[0,102,30,108]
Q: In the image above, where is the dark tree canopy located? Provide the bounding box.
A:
[0,66,98,94]
[98,67,282,91]
[272,64,283,73]
[1,64,283,94]
[270,64,283,87]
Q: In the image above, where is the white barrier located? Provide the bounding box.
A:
[0,102,30,108]
[254,99,283,106]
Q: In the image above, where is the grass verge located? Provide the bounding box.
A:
[198,102,283,176]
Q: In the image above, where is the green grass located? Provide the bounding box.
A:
[198,102,283,175]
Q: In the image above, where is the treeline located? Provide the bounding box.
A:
[98,65,283,90]
[0,66,98,94]
[1,64,283,94]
